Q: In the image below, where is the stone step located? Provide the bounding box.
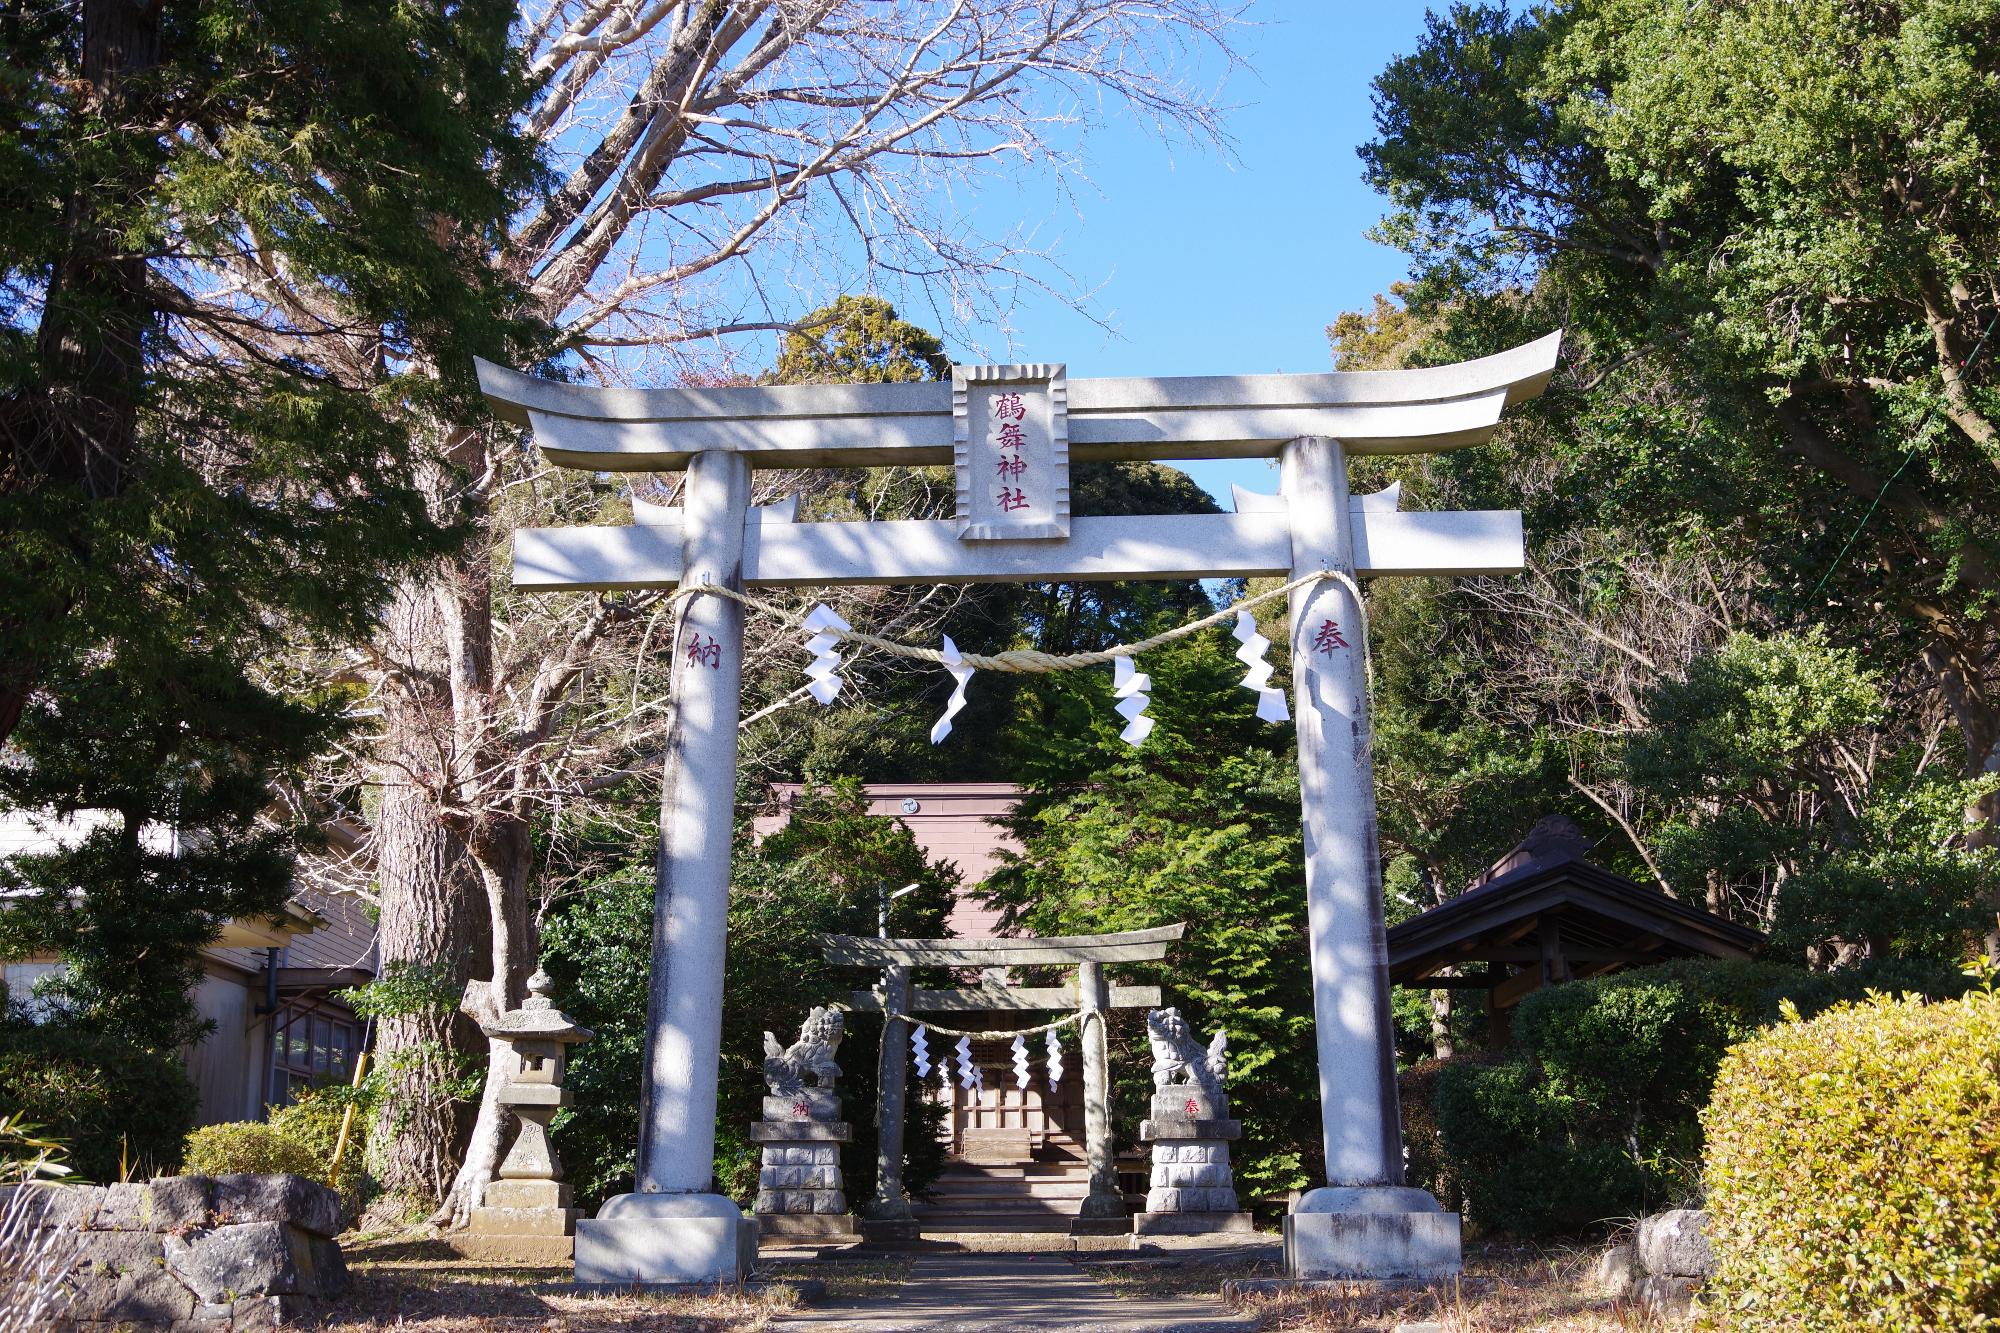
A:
[913,1199,1078,1217]
[933,1162,1089,1179]
[913,1217,1081,1234]
[931,1175,1089,1192]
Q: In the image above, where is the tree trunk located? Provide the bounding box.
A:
[1922,630,2000,958]
[369,578,488,1207]
[432,817,537,1227]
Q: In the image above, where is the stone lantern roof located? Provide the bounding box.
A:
[482,969,593,1043]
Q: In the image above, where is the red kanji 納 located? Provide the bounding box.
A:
[685,633,723,668]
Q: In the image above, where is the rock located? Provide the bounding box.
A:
[163,1222,306,1302]
[212,1174,343,1238]
[67,1231,196,1323]
[1593,1242,1638,1298]
[148,1176,216,1231]
[90,1181,155,1231]
[1,1182,102,1230]
[1636,1273,1703,1317]
[1637,1208,1715,1278]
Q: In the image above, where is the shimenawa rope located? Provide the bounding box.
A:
[665,567,1374,690]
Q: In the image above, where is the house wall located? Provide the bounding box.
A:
[753,783,1025,938]
[189,966,272,1125]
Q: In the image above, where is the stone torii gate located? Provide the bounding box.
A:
[478,331,1561,1284]
[826,923,1180,1233]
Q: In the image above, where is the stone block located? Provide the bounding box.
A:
[444,1232,576,1264]
[1636,1209,1715,1278]
[220,1293,314,1330]
[1131,1211,1257,1236]
[67,1231,196,1323]
[90,1181,157,1231]
[483,1178,571,1210]
[467,1205,578,1237]
[212,1174,343,1238]
[163,1222,304,1302]
[1637,1274,1703,1317]
[1139,1117,1242,1141]
[758,1213,858,1241]
[758,1164,839,1191]
[1150,1162,1232,1191]
[1147,1186,1238,1213]
[2,1181,102,1230]
[148,1176,216,1230]
[1151,1089,1226,1120]
[1284,1208,1461,1281]
[749,1120,850,1142]
[575,1202,754,1286]
[762,1090,840,1121]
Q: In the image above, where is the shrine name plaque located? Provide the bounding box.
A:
[953,363,1070,541]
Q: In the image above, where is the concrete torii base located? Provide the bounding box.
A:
[574,1193,758,1287]
[1283,1187,1461,1281]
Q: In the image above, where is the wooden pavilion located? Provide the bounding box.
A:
[1387,816,1765,1038]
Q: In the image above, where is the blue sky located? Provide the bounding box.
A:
[953,4,1436,506]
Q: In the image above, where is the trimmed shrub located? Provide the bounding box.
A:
[184,1088,370,1220]
[268,1088,371,1217]
[1703,985,2000,1328]
[1420,957,1973,1237]
[183,1122,320,1180]
[0,1020,194,1180]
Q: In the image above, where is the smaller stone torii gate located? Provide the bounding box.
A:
[825,923,1181,1235]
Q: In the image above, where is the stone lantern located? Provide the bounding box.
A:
[458,969,594,1262]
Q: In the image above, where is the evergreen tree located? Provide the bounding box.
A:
[0,0,532,1046]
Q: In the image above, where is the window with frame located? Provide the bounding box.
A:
[270,1008,358,1105]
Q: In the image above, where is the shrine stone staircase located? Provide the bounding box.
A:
[909,1154,1093,1234]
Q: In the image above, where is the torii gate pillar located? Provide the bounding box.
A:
[1281,437,1460,1277]
[574,449,759,1286]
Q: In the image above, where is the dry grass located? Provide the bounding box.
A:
[311,1239,910,1331]
[1086,1240,1694,1332]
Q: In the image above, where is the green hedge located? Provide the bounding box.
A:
[0,1020,195,1180]
[183,1087,370,1219]
[1420,957,1973,1237]
[1703,984,2000,1328]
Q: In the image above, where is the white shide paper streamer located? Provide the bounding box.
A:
[1113,656,1155,746]
[801,604,852,705]
[1232,610,1291,723]
[911,1024,932,1079]
[955,1035,977,1090]
[1010,1034,1032,1090]
[929,635,976,744]
[1045,1028,1065,1088]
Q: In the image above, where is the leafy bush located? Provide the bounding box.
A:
[0,1020,194,1180]
[1421,957,1972,1236]
[183,1087,371,1219]
[183,1123,320,1180]
[1703,982,2000,1328]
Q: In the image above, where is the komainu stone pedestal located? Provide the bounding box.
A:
[1134,1089,1254,1235]
[752,1009,858,1242]
[752,1091,857,1240]
[1283,1186,1461,1280]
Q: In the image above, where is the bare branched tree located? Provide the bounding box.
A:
[249,0,1245,1222]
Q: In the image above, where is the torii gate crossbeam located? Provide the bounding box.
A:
[483,334,1561,1285]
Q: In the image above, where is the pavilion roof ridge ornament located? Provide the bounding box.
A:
[473,331,1561,472]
